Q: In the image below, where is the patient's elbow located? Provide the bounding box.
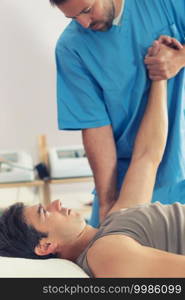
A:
[147,149,164,166]
[132,147,165,167]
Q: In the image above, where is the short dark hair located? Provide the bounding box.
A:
[0,202,56,259]
[49,0,68,6]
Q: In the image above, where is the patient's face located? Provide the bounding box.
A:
[24,200,86,245]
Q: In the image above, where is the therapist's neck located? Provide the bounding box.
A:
[114,0,123,18]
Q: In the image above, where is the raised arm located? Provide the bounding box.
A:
[108,43,169,213]
[109,80,167,213]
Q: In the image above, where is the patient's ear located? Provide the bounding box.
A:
[34,239,58,256]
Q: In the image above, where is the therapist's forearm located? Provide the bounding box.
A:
[82,125,117,210]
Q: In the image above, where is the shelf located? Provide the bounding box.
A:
[49,177,93,184]
[0,180,44,189]
[0,136,94,206]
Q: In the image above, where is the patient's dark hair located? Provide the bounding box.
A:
[50,0,68,6]
[0,203,56,259]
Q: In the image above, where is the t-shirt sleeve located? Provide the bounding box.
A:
[55,44,111,130]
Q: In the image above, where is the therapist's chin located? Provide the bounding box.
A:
[90,22,113,32]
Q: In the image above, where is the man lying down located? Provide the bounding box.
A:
[1,39,185,278]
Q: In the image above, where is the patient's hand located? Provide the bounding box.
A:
[144,36,185,80]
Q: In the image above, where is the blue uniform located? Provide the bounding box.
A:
[55,0,185,227]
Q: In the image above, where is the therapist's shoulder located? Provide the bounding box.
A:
[56,20,87,51]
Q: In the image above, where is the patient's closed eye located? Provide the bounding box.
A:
[41,207,47,215]
[38,204,47,216]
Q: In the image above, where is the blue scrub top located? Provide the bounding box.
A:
[55,0,185,193]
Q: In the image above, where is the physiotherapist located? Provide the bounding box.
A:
[50,0,185,227]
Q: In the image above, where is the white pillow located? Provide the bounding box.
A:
[0,257,89,278]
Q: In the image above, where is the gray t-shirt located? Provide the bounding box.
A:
[76,202,185,277]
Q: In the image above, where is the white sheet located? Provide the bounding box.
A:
[0,257,89,278]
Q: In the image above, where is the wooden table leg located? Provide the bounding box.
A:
[40,180,51,206]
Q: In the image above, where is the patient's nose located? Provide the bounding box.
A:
[47,199,62,212]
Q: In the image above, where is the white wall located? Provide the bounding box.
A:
[0,0,82,164]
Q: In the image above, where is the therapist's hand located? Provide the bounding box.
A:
[144,37,185,80]
[99,201,115,223]
[157,35,183,50]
